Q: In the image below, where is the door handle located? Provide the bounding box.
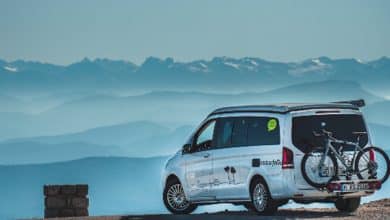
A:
[203,153,210,158]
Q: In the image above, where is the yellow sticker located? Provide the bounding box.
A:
[267,119,277,132]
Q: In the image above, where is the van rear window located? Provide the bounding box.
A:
[292,114,368,153]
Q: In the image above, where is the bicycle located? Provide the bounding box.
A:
[301,128,390,188]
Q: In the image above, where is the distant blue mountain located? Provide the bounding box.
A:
[1,121,194,163]
[1,120,387,165]
[0,80,383,140]
[0,80,384,140]
[0,141,123,164]
[1,56,390,95]
[6,121,169,146]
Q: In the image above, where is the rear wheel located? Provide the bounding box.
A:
[301,151,338,188]
[355,146,390,183]
[250,179,278,215]
[243,203,255,212]
[335,197,360,212]
[163,179,197,214]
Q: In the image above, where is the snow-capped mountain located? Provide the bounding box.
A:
[0,56,389,94]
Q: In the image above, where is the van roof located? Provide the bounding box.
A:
[208,102,360,117]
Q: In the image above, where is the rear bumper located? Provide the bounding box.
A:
[290,179,380,200]
[292,189,375,200]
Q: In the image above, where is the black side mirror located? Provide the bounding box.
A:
[182,144,192,154]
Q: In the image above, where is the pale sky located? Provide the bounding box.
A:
[0,0,389,64]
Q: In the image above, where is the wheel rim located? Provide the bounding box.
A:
[252,183,267,212]
[304,153,336,185]
[166,183,190,211]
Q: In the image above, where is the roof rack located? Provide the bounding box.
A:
[332,99,365,108]
[208,99,365,117]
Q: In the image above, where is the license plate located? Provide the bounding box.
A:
[340,182,369,192]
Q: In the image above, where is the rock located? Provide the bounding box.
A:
[44,184,89,218]
[44,185,61,196]
[74,208,89,216]
[76,184,89,196]
[61,185,77,195]
[45,197,67,208]
[72,197,89,208]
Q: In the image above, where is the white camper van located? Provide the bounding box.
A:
[162,100,389,215]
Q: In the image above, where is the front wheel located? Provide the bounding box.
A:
[301,151,338,188]
[163,179,197,214]
[355,146,390,183]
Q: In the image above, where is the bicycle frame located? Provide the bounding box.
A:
[318,131,371,176]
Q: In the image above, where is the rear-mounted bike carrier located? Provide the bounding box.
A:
[326,179,381,193]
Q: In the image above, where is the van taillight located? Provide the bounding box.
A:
[369,149,375,161]
[282,147,294,169]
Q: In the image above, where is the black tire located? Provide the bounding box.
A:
[243,203,255,212]
[276,199,289,207]
[301,151,338,188]
[335,197,360,212]
[163,178,197,214]
[250,178,278,215]
[355,146,390,183]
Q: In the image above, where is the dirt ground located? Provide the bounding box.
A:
[42,198,390,220]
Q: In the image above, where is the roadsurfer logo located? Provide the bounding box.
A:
[260,159,282,167]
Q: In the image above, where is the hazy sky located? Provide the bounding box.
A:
[1,0,389,64]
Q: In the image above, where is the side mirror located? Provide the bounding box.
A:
[182,144,192,154]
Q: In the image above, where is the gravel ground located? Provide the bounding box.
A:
[40,199,390,220]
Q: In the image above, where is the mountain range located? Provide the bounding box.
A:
[0,80,386,140]
[1,120,388,165]
[0,121,194,164]
[1,56,390,219]
[1,56,390,95]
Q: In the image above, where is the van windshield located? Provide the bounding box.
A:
[292,114,368,153]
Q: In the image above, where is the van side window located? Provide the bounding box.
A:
[215,117,280,148]
[247,117,280,145]
[232,118,248,147]
[194,120,216,151]
[217,118,234,147]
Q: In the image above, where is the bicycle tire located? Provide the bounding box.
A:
[301,151,338,188]
[355,146,390,183]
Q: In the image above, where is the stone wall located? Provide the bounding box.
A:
[44,184,89,218]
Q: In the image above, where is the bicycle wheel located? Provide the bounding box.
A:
[355,146,390,183]
[301,151,338,188]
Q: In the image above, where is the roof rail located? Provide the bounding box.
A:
[332,99,365,108]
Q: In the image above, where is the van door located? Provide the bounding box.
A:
[211,117,248,199]
[211,116,282,200]
[184,120,216,201]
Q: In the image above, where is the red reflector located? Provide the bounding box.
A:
[369,181,381,190]
[282,147,294,169]
[369,149,375,161]
[326,182,341,192]
[376,181,382,189]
